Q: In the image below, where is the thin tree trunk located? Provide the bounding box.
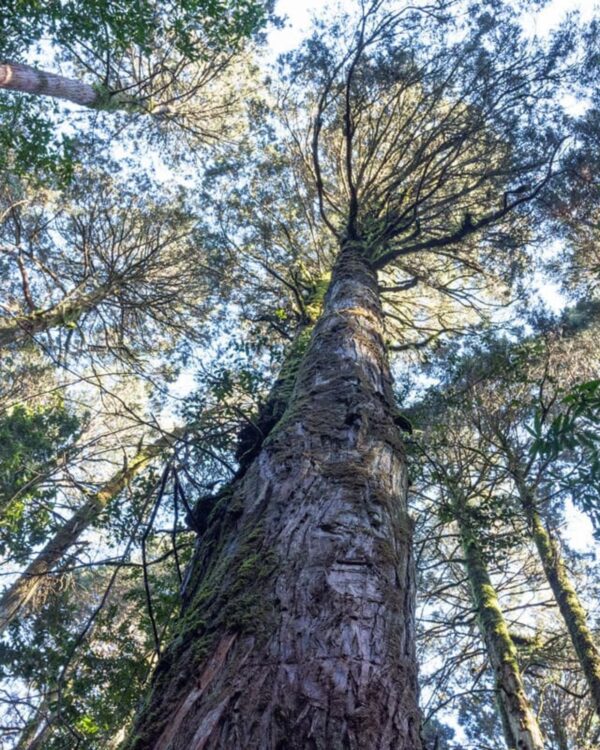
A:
[514,476,600,717]
[0,430,181,632]
[458,516,544,750]
[0,62,139,111]
[129,243,421,749]
[0,283,111,348]
[14,692,56,750]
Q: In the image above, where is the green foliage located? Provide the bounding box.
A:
[0,400,80,561]
[0,543,188,749]
[533,379,600,457]
[530,379,600,530]
[0,97,76,185]
[0,400,79,503]
[1,0,268,60]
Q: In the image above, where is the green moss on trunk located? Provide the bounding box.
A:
[458,510,544,750]
[526,500,600,716]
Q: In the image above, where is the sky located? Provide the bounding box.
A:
[269,0,599,55]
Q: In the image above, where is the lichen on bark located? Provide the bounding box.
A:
[458,509,544,750]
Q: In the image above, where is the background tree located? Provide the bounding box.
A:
[0,168,226,361]
[412,303,600,747]
[0,0,272,185]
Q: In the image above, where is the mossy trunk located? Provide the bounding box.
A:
[0,283,111,348]
[234,274,329,470]
[128,244,421,749]
[516,480,600,717]
[459,520,544,750]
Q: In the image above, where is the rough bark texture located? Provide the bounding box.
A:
[0,431,180,633]
[0,62,99,107]
[459,520,544,750]
[515,480,600,718]
[129,244,421,749]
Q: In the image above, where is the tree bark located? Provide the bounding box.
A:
[0,61,143,112]
[128,243,421,749]
[514,476,600,717]
[0,62,100,107]
[458,517,544,750]
[0,430,181,633]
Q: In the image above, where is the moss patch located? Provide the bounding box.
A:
[126,490,278,750]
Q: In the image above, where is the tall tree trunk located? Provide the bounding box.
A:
[513,475,600,717]
[458,516,544,750]
[129,243,421,749]
[0,62,139,111]
[0,430,180,632]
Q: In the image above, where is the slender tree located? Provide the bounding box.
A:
[414,398,549,749]
[0,427,182,633]
[505,443,600,718]
[419,307,600,727]
[459,520,544,750]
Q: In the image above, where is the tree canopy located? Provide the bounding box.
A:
[0,1,599,748]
